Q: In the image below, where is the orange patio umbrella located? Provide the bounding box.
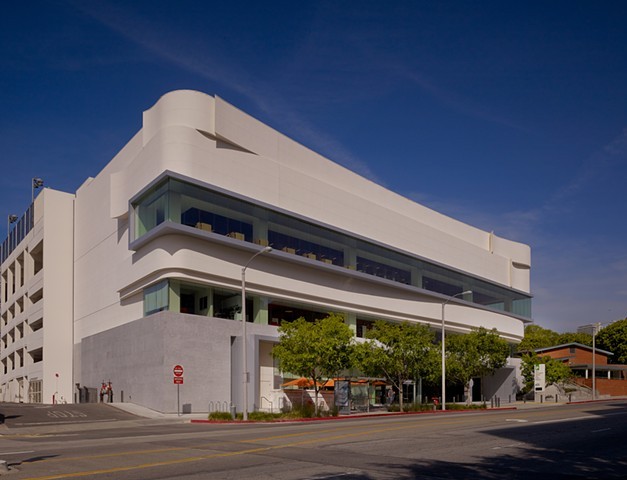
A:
[281,377,320,388]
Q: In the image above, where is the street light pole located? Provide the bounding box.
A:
[241,246,272,420]
[441,290,472,411]
[592,322,600,401]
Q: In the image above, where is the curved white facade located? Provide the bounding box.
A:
[2,90,531,411]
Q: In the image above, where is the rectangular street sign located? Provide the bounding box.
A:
[174,377,184,385]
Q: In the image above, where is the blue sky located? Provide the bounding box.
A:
[1,1,626,332]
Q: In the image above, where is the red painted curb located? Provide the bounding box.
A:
[190,406,517,425]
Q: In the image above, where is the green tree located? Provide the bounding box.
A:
[446,327,510,404]
[556,331,592,347]
[516,325,560,352]
[272,313,354,414]
[353,321,438,412]
[520,353,573,393]
[596,318,627,364]
[517,325,593,353]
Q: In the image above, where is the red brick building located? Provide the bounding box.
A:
[535,343,627,396]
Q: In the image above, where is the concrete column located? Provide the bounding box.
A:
[345,312,357,335]
[344,246,357,270]
[410,266,422,288]
[169,280,181,313]
[253,219,269,246]
[15,256,22,289]
[254,297,269,325]
[168,189,182,224]
[206,287,214,317]
[7,265,14,297]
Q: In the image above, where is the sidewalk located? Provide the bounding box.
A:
[108,402,210,420]
[0,403,206,436]
[4,398,624,435]
[112,398,610,420]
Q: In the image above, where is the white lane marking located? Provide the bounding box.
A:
[591,428,611,433]
[505,419,528,423]
[13,419,117,426]
[493,442,525,450]
[532,415,597,425]
[0,450,35,455]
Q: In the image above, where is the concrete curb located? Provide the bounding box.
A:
[190,406,519,425]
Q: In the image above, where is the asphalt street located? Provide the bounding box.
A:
[0,401,625,479]
[0,403,139,429]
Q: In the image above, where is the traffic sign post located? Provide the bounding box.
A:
[173,365,184,416]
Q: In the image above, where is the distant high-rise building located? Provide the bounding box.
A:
[578,323,603,336]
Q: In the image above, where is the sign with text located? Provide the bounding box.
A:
[173,365,184,377]
[534,363,546,392]
[174,377,184,385]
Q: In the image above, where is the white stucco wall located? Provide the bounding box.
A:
[117,90,530,290]
[73,89,530,349]
[0,188,75,403]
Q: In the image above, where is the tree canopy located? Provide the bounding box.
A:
[516,324,592,352]
[353,320,438,412]
[596,318,627,364]
[446,327,509,403]
[272,313,354,414]
[520,353,573,393]
[516,325,559,352]
[556,331,593,347]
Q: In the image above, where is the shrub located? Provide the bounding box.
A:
[445,402,486,410]
[248,411,283,421]
[388,403,435,412]
[208,411,234,421]
[282,403,316,418]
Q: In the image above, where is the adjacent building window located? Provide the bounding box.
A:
[28,380,42,403]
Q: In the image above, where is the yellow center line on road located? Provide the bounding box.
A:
[18,415,498,480]
[24,446,193,463]
[21,409,592,480]
[243,412,493,443]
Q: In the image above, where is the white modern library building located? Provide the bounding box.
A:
[0,90,531,412]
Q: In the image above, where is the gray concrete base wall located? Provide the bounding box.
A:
[482,360,522,404]
[80,312,277,413]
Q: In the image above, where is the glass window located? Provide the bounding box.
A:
[268,303,332,326]
[144,280,169,316]
[358,256,411,284]
[134,181,169,240]
[131,176,532,319]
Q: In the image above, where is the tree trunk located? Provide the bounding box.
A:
[311,370,319,416]
[398,377,404,412]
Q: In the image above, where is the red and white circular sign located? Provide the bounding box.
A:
[173,365,184,377]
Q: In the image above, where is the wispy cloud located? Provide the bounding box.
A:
[541,128,627,215]
[69,1,382,184]
[401,69,530,132]
[407,128,627,332]
[420,127,627,238]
